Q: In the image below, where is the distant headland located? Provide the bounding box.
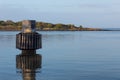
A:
[0,20,116,31]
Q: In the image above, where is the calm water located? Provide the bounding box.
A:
[1,31,120,80]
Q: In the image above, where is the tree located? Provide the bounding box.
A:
[47,24,53,28]
[54,24,63,30]
[16,21,22,26]
[6,20,14,25]
[79,25,83,29]
[68,24,75,29]
[0,20,6,26]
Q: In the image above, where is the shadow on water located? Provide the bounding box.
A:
[16,53,42,80]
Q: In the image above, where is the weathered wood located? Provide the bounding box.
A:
[16,33,42,50]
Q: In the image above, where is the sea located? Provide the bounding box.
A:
[0,31,120,80]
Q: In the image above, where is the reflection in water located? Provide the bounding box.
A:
[16,53,42,80]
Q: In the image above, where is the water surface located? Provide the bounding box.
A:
[0,31,120,80]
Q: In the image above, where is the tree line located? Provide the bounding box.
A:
[0,20,101,31]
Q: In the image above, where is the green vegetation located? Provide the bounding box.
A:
[0,20,102,31]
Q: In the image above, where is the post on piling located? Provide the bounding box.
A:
[16,20,42,80]
[16,20,42,54]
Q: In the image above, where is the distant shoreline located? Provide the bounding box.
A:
[0,20,120,31]
[0,29,120,31]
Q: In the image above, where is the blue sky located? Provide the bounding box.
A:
[0,0,120,28]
